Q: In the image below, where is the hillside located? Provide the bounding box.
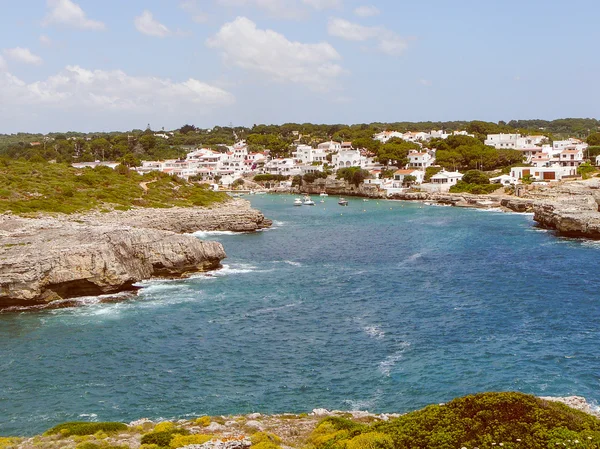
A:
[0,160,227,214]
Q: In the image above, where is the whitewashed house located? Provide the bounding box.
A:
[318,141,342,152]
[393,169,425,185]
[485,134,521,149]
[407,150,434,169]
[332,150,366,169]
[374,131,404,143]
[559,148,584,167]
[511,166,577,182]
[421,170,464,192]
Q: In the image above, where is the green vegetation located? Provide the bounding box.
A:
[308,392,600,449]
[303,171,328,184]
[450,182,499,194]
[0,160,227,214]
[376,139,421,166]
[253,174,289,182]
[45,422,127,437]
[578,162,597,179]
[140,422,190,448]
[462,169,490,185]
[2,119,595,164]
[336,167,370,187]
[431,136,522,171]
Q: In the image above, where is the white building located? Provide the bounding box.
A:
[374,131,404,143]
[263,158,301,176]
[423,170,464,192]
[317,141,342,152]
[393,169,425,185]
[485,134,521,149]
[559,148,584,167]
[511,166,578,182]
[293,145,328,164]
[407,150,434,169]
[332,149,366,169]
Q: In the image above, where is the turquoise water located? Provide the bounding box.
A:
[1,195,600,436]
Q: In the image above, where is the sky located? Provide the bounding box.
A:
[0,0,599,133]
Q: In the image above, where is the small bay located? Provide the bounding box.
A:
[1,195,599,436]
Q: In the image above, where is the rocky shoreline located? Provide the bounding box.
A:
[3,395,598,448]
[293,177,600,239]
[0,199,271,310]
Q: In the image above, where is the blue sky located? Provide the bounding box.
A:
[0,0,598,133]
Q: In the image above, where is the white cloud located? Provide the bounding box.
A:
[302,0,342,9]
[217,0,306,19]
[39,35,53,47]
[354,5,380,17]
[179,0,209,23]
[327,18,408,56]
[134,10,170,37]
[42,0,105,30]
[419,79,432,86]
[0,56,7,72]
[0,66,234,118]
[207,16,344,91]
[3,47,43,65]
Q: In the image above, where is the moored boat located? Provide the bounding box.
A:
[303,196,315,206]
[338,198,349,206]
[293,198,303,206]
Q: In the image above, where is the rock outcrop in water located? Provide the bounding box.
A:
[0,199,270,308]
[526,180,600,238]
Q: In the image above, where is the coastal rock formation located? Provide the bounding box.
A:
[68,199,273,233]
[0,216,226,308]
[528,180,600,238]
[0,199,270,308]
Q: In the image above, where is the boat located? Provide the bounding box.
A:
[320,193,329,197]
[320,199,325,203]
[293,198,303,206]
[338,198,349,206]
[303,196,315,206]
[363,198,369,202]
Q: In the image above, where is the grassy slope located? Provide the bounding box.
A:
[0,160,227,214]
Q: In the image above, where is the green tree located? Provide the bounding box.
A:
[120,153,141,167]
[462,170,489,185]
[587,133,600,146]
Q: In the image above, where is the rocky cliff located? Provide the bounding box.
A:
[529,181,600,238]
[0,199,270,309]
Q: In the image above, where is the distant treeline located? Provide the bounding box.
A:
[1,118,598,163]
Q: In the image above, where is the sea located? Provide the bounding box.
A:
[1,195,599,436]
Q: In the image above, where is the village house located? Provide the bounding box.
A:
[332,149,366,169]
[407,150,435,169]
[373,131,404,143]
[510,166,578,182]
[419,170,464,192]
[559,148,584,167]
[317,141,342,152]
[393,169,425,185]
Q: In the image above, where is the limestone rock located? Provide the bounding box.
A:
[0,199,273,308]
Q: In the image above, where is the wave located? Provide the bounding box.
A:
[283,260,302,267]
[378,342,411,377]
[0,291,134,314]
[364,325,385,340]
[214,263,260,276]
[192,230,238,238]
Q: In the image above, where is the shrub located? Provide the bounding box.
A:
[45,422,128,437]
[153,422,175,433]
[251,432,282,445]
[252,442,281,449]
[462,169,490,185]
[450,181,499,194]
[195,416,211,426]
[309,392,600,449]
[346,432,393,449]
[169,434,214,448]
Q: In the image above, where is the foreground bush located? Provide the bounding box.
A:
[450,181,499,194]
[45,421,127,437]
[308,392,600,449]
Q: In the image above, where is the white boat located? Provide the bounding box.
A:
[320,193,328,197]
[320,199,325,203]
[293,198,303,206]
[338,198,349,206]
[303,196,315,206]
[363,198,369,202]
